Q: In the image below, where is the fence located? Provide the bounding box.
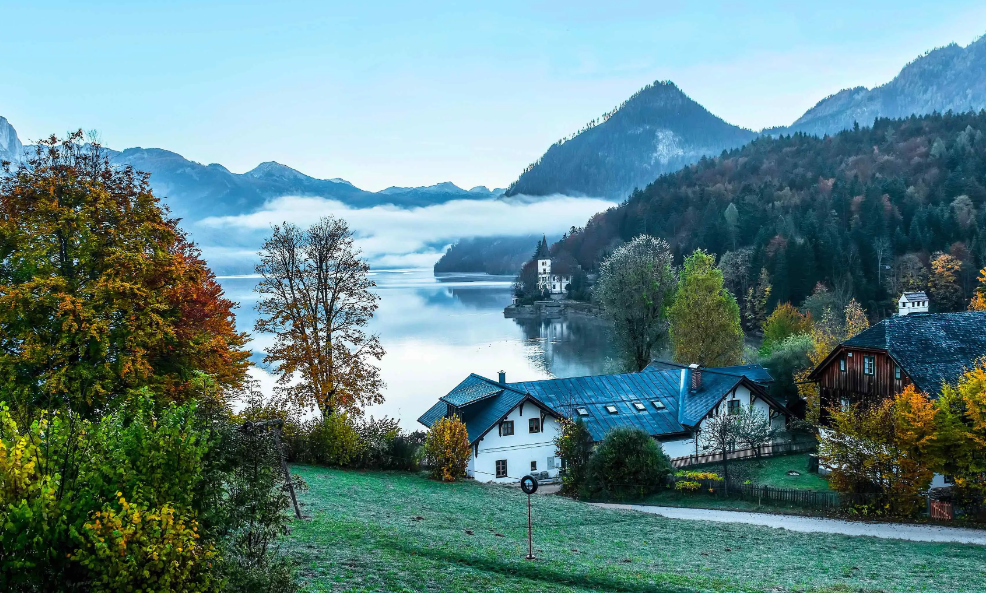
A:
[670,440,817,468]
[666,475,883,510]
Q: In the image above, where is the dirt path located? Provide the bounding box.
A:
[591,503,986,545]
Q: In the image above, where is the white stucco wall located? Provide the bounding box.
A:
[469,401,562,484]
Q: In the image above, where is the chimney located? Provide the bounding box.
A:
[689,363,701,391]
[498,370,506,384]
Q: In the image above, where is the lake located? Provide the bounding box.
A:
[217,269,615,429]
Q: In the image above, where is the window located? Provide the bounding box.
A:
[576,407,589,416]
[651,400,666,410]
[531,461,537,472]
[864,355,875,375]
[633,402,646,411]
[605,405,619,414]
[495,460,507,478]
[501,420,514,436]
[727,399,740,415]
[839,358,846,372]
[529,417,541,433]
[547,457,556,470]
[895,365,901,380]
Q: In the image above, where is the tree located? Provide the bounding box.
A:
[929,251,964,312]
[936,361,986,508]
[968,267,986,311]
[819,385,937,516]
[760,333,813,405]
[255,217,385,418]
[583,427,671,500]
[700,412,742,494]
[594,235,677,372]
[723,202,739,249]
[761,303,813,354]
[670,250,743,367]
[0,132,249,419]
[843,298,870,339]
[424,416,470,482]
[735,404,777,461]
[718,248,752,306]
[554,418,594,496]
[743,268,772,333]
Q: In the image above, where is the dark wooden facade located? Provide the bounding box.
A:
[814,346,912,423]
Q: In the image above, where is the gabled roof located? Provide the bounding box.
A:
[900,292,928,302]
[509,371,686,442]
[417,375,558,445]
[643,360,774,385]
[811,312,986,396]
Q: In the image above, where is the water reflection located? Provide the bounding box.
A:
[216,269,614,428]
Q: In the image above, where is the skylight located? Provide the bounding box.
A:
[652,400,666,410]
[576,407,589,416]
[605,405,618,414]
[633,402,646,411]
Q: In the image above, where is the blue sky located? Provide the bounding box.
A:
[2,1,985,191]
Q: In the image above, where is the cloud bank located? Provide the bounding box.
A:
[196,194,615,272]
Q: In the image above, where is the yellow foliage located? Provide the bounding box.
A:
[969,267,986,311]
[74,496,217,593]
[424,416,471,482]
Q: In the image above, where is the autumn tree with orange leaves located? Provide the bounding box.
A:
[255,217,385,418]
[0,132,249,419]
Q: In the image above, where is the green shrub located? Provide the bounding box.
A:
[674,480,701,493]
[582,427,672,500]
[554,418,594,496]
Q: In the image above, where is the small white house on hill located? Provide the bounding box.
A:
[418,363,792,483]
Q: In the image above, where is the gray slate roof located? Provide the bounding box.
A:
[900,292,929,302]
[842,312,986,395]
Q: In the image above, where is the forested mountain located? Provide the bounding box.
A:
[549,111,986,318]
[769,35,986,137]
[0,116,506,222]
[433,235,551,275]
[504,81,757,200]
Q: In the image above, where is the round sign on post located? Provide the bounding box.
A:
[520,474,539,495]
[520,475,539,560]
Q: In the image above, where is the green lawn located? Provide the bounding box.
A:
[283,465,986,593]
[706,453,832,491]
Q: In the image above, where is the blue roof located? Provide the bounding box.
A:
[643,361,774,385]
[420,363,779,444]
[440,374,506,406]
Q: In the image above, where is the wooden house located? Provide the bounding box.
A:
[807,310,986,420]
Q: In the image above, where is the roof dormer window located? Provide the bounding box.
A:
[652,400,666,410]
[576,407,589,416]
[633,402,646,411]
[605,405,618,414]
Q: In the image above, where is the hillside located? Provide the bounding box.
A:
[433,235,547,275]
[770,35,986,137]
[550,111,986,317]
[0,117,506,222]
[504,81,757,200]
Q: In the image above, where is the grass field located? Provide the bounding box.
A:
[283,465,986,592]
[687,453,832,491]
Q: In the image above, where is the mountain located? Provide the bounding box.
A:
[0,117,23,163]
[433,235,548,275]
[504,81,758,200]
[549,111,986,317]
[0,117,506,222]
[770,35,986,137]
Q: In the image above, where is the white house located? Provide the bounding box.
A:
[418,363,792,483]
[898,291,929,316]
[536,257,572,296]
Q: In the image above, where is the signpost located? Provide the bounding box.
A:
[520,475,538,560]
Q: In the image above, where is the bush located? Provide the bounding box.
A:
[582,427,672,500]
[674,470,722,481]
[424,416,471,482]
[674,480,701,493]
[282,414,422,471]
[554,418,594,496]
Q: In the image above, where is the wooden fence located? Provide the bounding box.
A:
[670,440,817,468]
[667,475,882,510]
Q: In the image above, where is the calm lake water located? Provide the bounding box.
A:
[217,269,615,429]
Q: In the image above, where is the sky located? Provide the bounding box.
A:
[2,1,985,192]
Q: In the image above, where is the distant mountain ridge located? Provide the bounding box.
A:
[768,35,986,137]
[0,118,505,221]
[505,81,758,200]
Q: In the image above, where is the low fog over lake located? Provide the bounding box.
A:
[218,269,615,428]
